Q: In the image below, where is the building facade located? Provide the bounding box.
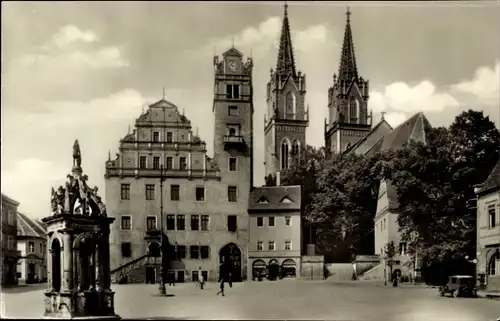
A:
[475,156,500,292]
[16,213,47,284]
[248,186,302,280]
[1,193,20,286]
[106,48,254,283]
[324,8,373,156]
[264,3,309,179]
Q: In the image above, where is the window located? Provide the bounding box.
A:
[349,98,360,124]
[285,241,292,251]
[153,131,160,142]
[228,105,238,116]
[145,184,155,200]
[229,158,237,171]
[268,216,275,227]
[228,215,237,232]
[171,185,180,201]
[121,216,131,230]
[257,217,263,227]
[228,186,237,202]
[153,157,160,169]
[120,184,130,200]
[177,245,186,259]
[191,215,199,231]
[177,215,185,230]
[285,216,291,226]
[121,243,132,258]
[139,156,147,169]
[192,270,199,282]
[166,132,173,143]
[281,140,289,169]
[167,215,175,230]
[190,246,200,259]
[488,205,496,228]
[200,246,210,259]
[399,242,407,255]
[28,241,35,253]
[268,241,275,251]
[226,84,240,99]
[196,187,205,201]
[146,216,157,230]
[257,241,263,251]
[179,157,187,170]
[201,215,209,231]
[166,157,173,170]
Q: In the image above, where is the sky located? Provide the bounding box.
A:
[1,1,499,218]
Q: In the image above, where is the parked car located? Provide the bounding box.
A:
[439,275,477,298]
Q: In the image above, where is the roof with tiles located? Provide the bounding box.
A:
[346,119,393,155]
[476,156,500,195]
[248,185,301,212]
[17,212,46,239]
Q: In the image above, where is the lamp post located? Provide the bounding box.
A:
[159,165,166,296]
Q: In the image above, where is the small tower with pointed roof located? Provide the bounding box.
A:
[325,7,372,155]
[264,3,309,180]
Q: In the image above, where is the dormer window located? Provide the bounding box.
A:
[226,84,240,99]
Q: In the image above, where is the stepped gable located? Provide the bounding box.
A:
[17,212,46,238]
[248,185,301,212]
[476,156,500,195]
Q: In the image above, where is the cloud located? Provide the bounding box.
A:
[451,62,500,105]
[193,17,332,59]
[1,158,67,217]
[13,25,128,70]
[370,80,460,114]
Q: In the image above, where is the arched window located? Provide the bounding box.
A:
[51,238,61,292]
[291,140,300,158]
[285,91,296,119]
[349,97,359,123]
[488,251,499,276]
[281,140,289,169]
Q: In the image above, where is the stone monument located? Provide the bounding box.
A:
[42,140,120,319]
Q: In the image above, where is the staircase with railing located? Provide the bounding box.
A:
[110,255,162,283]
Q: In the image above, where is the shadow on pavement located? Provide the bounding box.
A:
[150,294,175,297]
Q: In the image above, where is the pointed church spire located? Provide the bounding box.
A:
[337,6,358,82]
[276,2,296,77]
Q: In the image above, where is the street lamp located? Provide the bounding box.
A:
[159,165,166,296]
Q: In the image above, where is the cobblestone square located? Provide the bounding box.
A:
[2,280,499,320]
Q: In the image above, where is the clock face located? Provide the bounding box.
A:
[228,60,239,72]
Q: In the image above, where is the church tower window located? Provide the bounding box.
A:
[291,140,300,157]
[285,91,296,119]
[281,140,290,169]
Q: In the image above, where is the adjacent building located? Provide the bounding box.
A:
[1,194,21,286]
[106,48,254,283]
[248,185,302,280]
[475,156,500,292]
[16,213,47,284]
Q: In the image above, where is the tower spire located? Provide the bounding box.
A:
[276,1,296,77]
[337,6,358,82]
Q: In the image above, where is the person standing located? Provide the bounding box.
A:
[198,267,205,290]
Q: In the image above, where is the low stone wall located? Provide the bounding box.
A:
[301,255,325,280]
[324,263,354,280]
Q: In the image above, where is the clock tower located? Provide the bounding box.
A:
[213,46,254,189]
[264,3,309,180]
[324,8,372,155]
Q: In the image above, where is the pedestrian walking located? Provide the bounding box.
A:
[217,258,225,296]
[168,272,176,287]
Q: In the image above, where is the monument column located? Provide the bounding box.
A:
[63,233,73,291]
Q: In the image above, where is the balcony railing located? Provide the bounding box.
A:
[223,135,244,144]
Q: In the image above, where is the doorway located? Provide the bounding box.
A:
[219,243,242,282]
[28,263,36,283]
[145,267,156,284]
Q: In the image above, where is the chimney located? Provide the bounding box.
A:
[276,171,281,186]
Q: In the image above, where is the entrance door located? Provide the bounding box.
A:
[219,243,242,282]
[145,267,156,284]
[28,263,36,283]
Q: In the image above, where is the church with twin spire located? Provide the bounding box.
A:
[105,4,424,283]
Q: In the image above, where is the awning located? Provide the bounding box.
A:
[252,260,266,268]
[281,259,296,268]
